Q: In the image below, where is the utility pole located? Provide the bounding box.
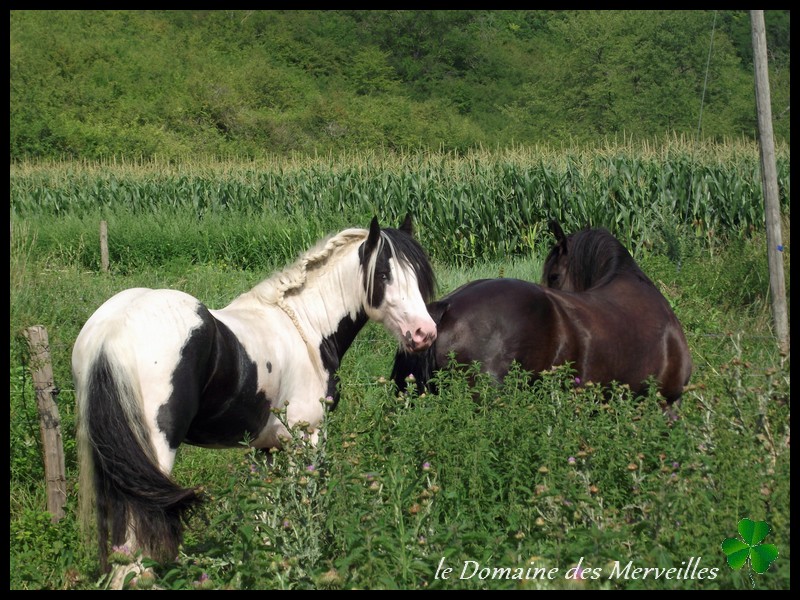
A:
[750,10,789,355]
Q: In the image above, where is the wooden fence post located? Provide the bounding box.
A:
[23,326,67,523]
[100,220,109,273]
[750,11,789,355]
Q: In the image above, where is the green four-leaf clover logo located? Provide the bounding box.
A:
[721,518,778,579]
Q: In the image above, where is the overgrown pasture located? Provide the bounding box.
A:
[10,145,790,589]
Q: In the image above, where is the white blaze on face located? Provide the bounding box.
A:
[371,255,436,352]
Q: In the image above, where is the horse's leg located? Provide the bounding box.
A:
[282,379,326,447]
[111,456,183,591]
[108,550,156,590]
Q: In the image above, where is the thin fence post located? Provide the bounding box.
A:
[100,220,109,273]
[23,326,67,523]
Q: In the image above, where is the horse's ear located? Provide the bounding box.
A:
[364,216,381,256]
[399,213,413,235]
[548,219,566,244]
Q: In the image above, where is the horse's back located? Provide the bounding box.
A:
[76,288,205,334]
[433,278,558,379]
[73,288,210,373]
[549,276,692,402]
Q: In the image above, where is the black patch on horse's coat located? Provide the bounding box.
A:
[318,310,368,409]
[266,361,272,373]
[158,304,272,448]
[360,217,389,307]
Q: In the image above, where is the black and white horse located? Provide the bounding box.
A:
[72,215,436,585]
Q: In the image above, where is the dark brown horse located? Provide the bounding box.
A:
[392,220,692,408]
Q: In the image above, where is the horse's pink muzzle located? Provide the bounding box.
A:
[403,324,437,352]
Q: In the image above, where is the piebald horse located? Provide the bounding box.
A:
[73,215,436,586]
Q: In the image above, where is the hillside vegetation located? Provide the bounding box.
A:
[10,10,790,161]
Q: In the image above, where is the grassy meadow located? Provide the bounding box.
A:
[9,145,790,589]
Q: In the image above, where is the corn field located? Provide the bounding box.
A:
[10,140,790,268]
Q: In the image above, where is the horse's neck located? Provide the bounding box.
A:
[226,245,368,372]
[282,252,365,343]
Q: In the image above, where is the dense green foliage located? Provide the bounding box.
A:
[9,10,790,160]
[9,142,791,269]
[9,151,790,589]
[9,222,790,590]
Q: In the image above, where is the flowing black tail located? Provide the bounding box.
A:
[78,349,203,571]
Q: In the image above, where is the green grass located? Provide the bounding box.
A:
[9,154,790,589]
[10,241,790,590]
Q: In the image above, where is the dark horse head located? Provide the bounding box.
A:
[542,220,654,292]
[541,219,692,405]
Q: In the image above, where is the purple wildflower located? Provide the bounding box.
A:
[192,572,214,590]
